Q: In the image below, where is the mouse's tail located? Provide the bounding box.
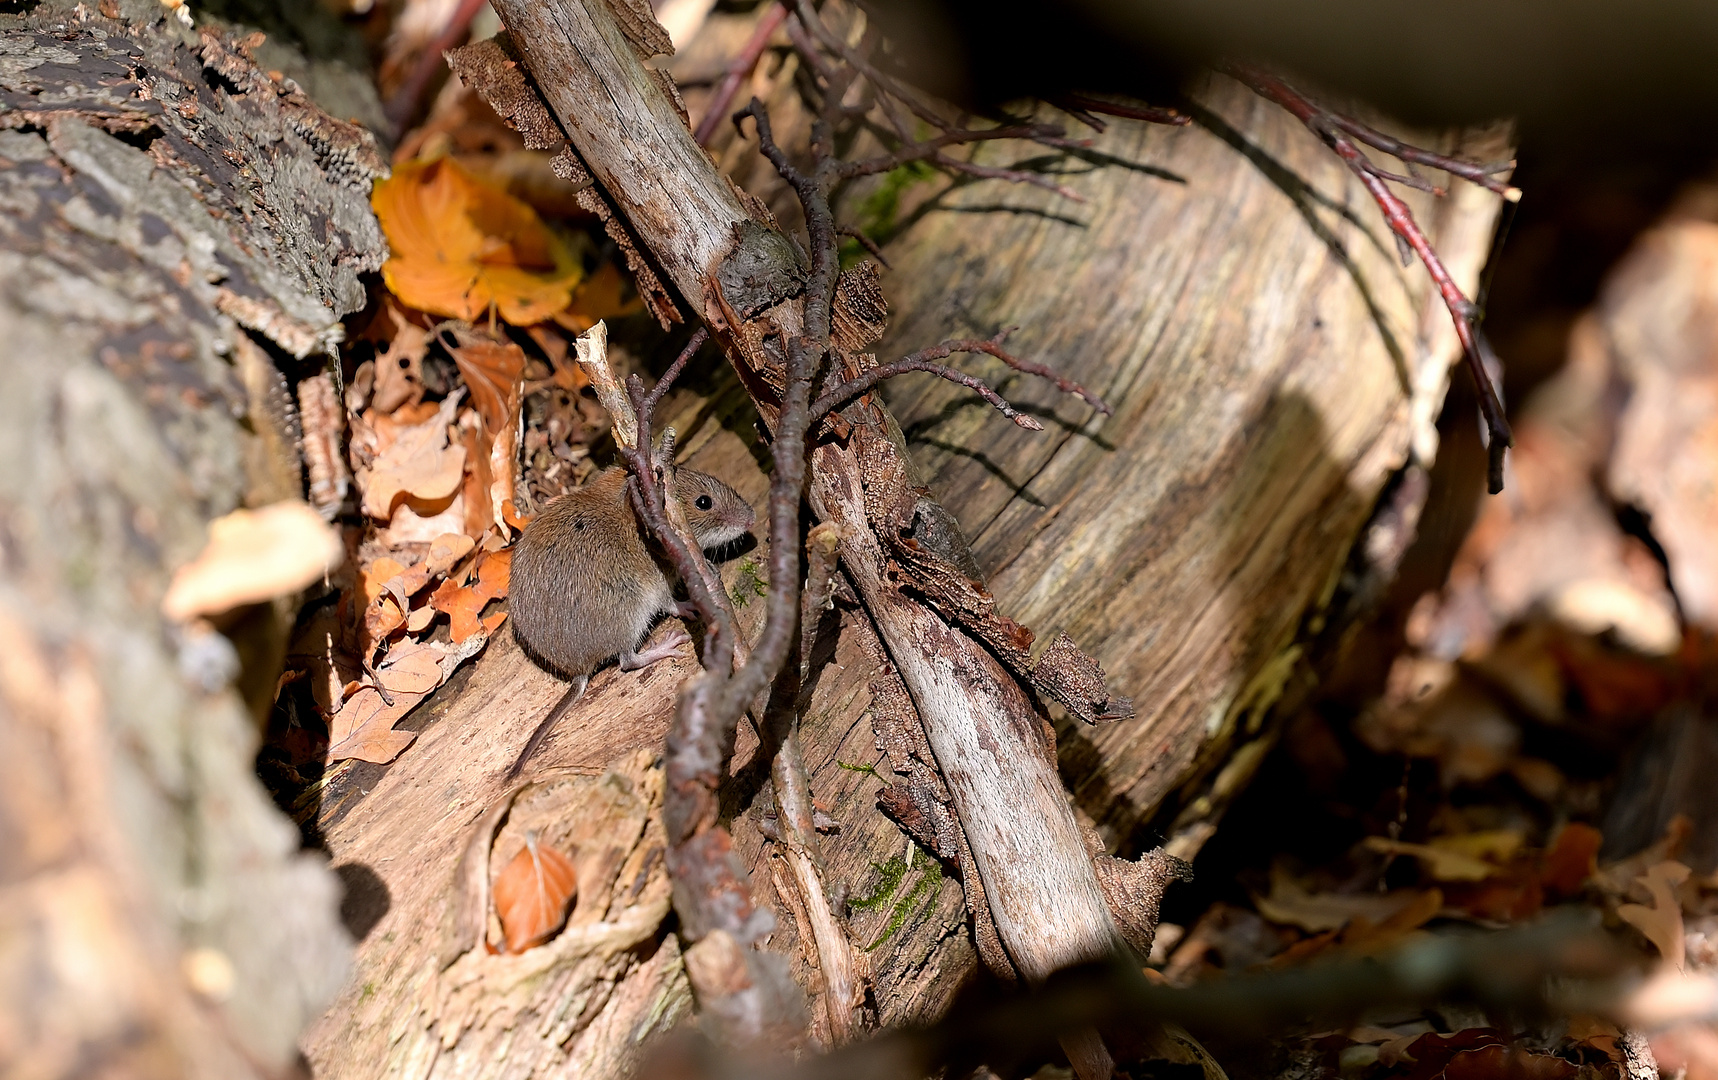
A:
[505,675,588,780]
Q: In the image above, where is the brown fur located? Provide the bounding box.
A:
[506,466,753,775]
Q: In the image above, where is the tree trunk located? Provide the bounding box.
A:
[300,7,1507,1078]
[0,3,385,1076]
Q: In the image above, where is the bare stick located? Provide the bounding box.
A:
[835,225,890,269]
[816,358,1041,429]
[1056,92,1192,128]
[693,3,789,146]
[813,331,1111,422]
[644,326,709,418]
[1231,63,1514,492]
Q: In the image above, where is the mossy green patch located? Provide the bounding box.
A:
[836,759,881,779]
[850,845,946,951]
[728,558,767,608]
[839,159,938,266]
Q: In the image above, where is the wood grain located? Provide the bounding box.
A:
[303,20,1508,1077]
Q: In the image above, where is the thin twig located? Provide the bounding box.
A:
[1056,92,1191,128]
[643,327,709,419]
[1230,63,1514,492]
[693,3,789,146]
[817,357,1041,429]
[835,225,890,268]
[813,332,1110,423]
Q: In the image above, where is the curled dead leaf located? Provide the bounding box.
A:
[358,393,466,521]
[493,833,578,953]
[162,501,344,620]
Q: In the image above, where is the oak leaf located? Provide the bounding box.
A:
[1618,860,1691,968]
[373,157,584,325]
[327,685,420,764]
[493,833,578,953]
[429,548,512,643]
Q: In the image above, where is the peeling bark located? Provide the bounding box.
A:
[0,4,384,1075]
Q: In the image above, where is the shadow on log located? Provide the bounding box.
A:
[300,5,1507,1076]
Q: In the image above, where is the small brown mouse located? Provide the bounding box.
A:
[506,465,755,776]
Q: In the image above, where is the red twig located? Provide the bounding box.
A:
[1231,63,1514,492]
[693,2,789,146]
[817,357,1041,429]
[384,0,488,135]
[813,331,1111,425]
[1056,93,1191,129]
[643,326,709,418]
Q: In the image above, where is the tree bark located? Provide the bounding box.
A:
[301,7,1508,1078]
[0,2,386,1077]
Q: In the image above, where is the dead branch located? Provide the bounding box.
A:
[811,331,1112,422]
[487,2,1155,1072]
[1231,63,1516,492]
[694,3,790,146]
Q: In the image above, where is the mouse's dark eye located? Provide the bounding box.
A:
[695,494,714,511]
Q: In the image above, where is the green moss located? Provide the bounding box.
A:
[728,559,767,608]
[835,759,881,779]
[848,851,911,913]
[867,856,942,951]
[839,158,938,266]
[848,845,946,951]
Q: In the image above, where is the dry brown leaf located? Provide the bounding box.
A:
[375,641,446,695]
[162,501,344,620]
[1341,887,1443,952]
[372,303,431,414]
[359,394,466,521]
[1542,822,1604,897]
[1619,860,1692,967]
[1567,1015,1624,1062]
[1363,837,1499,882]
[488,398,521,538]
[426,532,477,576]
[1253,866,1437,933]
[440,326,527,436]
[327,685,421,764]
[373,156,584,325]
[493,833,578,953]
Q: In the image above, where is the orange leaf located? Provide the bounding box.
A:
[1542,822,1603,897]
[552,260,640,333]
[502,499,533,531]
[493,834,578,953]
[428,548,513,643]
[362,557,407,605]
[373,157,584,325]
